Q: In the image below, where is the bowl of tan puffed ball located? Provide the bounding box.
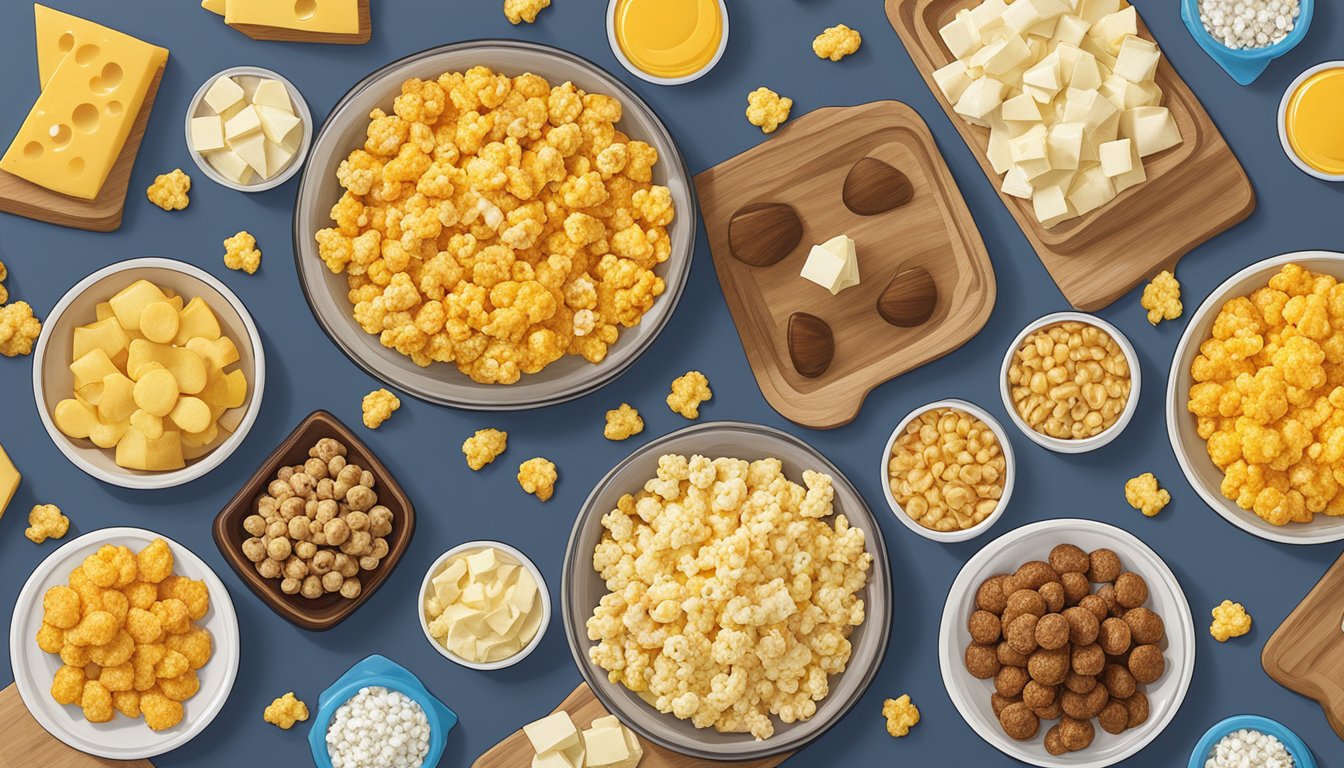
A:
[1001,312,1140,454]
[561,421,891,760]
[294,40,694,411]
[1167,251,1344,545]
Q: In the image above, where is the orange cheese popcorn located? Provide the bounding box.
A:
[603,403,644,441]
[1210,600,1252,642]
[1141,270,1182,325]
[25,504,69,543]
[667,371,712,419]
[813,24,862,61]
[462,428,508,470]
[264,692,310,729]
[146,169,191,211]
[503,0,550,24]
[746,87,792,133]
[0,301,42,357]
[882,695,920,738]
[223,231,262,275]
[361,388,401,429]
[518,457,557,501]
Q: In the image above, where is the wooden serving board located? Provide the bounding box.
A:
[695,100,996,430]
[0,684,154,768]
[0,67,163,233]
[228,0,371,45]
[472,683,791,768]
[886,0,1255,311]
[1262,552,1344,740]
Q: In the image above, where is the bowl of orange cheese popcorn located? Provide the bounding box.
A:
[1167,251,1344,544]
[295,40,694,410]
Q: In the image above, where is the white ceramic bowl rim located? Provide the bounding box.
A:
[604,0,730,86]
[184,66,315,193]
[416,539,552,671]
[880,398,1016,543]
[1276,61,1344,182]
[31,257,266,490]
[999,311,1141,453]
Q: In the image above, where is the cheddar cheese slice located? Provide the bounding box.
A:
[224,0,360,35]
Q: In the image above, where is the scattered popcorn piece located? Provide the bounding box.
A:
[263,692,309,729]
[361,388,401,429]
[146,169,191,211]
[504,0,550,24]
[813,24,862,61]
[882,695,920,738]
[25,504,69,544]
[667,371,712,419]
[1124,472,1171,517]
[746,87,793,133]
[603,403,644,441]
[0,301,41,357]
[223,231,262,275]
[0,258,8,305]
[518,457,557,501]
[1210,599,1252,642]
[462,428,508,470]
[1141,270,1182,325]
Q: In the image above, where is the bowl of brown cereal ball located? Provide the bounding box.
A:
[940,519,1195,768]
[1166,251,1344,545]
[294,40,694,411]
[1001,313,1140,454]
[881,399,1016,543]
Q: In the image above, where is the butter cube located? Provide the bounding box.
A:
[1001,93,1043,122]
[1022,54,1061,93]
[1002,0,1044,33]
[582,725,631,768]
[224,105,263,143]
[262,139,295,180]
[1067,165,1117,216]
[1050,14,1090,48]
[531,752,572,768]
[953,77,1006,125]
[207,150,255,185]
[257,105,302,147]
[466,548,499,580]
[1070,52,1103,90]
[524,712,580,755]
[983,35,1033,77]
[1112,147,1147,194]
[970,0,1009,29]
[1033,184,1072,227]
[1090,7,1137,53]
[1029,0,1072,19]
[800,236,859,295]
[1119,106,1181,157]
[1113,35,1161,83]
[987,123,1016,174]
[939,13,981,59]
[932,60,973,103]
[1002,166,1034,199]
[1077,0,1121,24]
[1099,138,1133,177]
[230,133,269,177]
[1047,122,1085,170]
[251,79,294,113]
[0,445,19,521]
[1009,124,1048,163]
[190,116,226,154]
[203,76,245,115]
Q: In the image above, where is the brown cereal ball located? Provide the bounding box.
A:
[1129,644,1165,684]
[1061,684,1109,720]
[1035,613,1070,650]
[1098,617,1132,656]
[1039,582,1066,613]
[1098,700,1129,734]
[1006,589,1047,621]
[1082,683,1110,717]
[1124,691,1150,728]
[1061,572,1090,606]
[965,644,1001,679]
[1087,549,1122,582]
[997,641,1029,668]
[1123,607,1165,644]
[1102,663,1137,699]
[1015,561,1061,590]
[1078,594,1109,623]
[1049,544,1090,575]
[1022,680,1056,710]
[1063,606,1100,645]
[990,693,1020,717]
[1059,716,1095,751]
[1044,724,1068,756]
[1007,614,1040,655]
[1064,670,1097,694]
[969,610,1002,645]
[996,666,1029,698]
[1060,689,1089,720]
[1097,583,1120,616]
[1028,647,1070,686]
[1114,572,1149,609]
[1031,700,1063,721]
[998,702,1040,741]
[1071,642,1105,676]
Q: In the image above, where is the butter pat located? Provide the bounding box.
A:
[1098,138,1132,177]
[0,445,19,521]
[203,76,246,115]
[252,80,294,113]
[207,149,254,185]
[524,712,579,755]
[583,717,644,768]
[224,105,262,142]
[230,133,268,178]
[1120,106,1181,157]
[190,116,226,154]
[257,105,301,146]
[800,235,860,295]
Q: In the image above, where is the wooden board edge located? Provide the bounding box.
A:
[227,0,371,45]
[1259,551,1344,740]
[0,683,157,767]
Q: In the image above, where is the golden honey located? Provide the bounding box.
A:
[612,0,724,80]
[1285,67,1344,176]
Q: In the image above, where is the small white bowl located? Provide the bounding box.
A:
[880,398,1016,543]
[417,540,551,671]
[1167,250,1344,544]
[605,0,729,86]
[1277,61,1344,183]
[185,66,314,192]
[1000,312,1141,454]
[9,527,241,761]
[32,258,265,490]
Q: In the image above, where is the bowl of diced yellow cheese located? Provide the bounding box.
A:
[185,66,312,192]
[32,258,265,490]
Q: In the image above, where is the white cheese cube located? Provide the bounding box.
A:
[466,548,499,579]
[224,105,262,142]
[818,235,860,291]
[988,122,1016,174]
[1090,7,1137,54]
[1062,87,1098,123]
[1019,156,1055,180]
[202,76,245,115]
[1076,0,1120,25]
[230,132,268,178]
[1055,43,1083,74]
[524,712,580,755]
[1070,52,1103,90]
[190,116,226,154]
[1002,0,1044,33]
[1047,122,1085,170]
[251,79,294,113]
[1080,33,1119,69]
[970,0,1009,29]
[583,725,631,768]
[1113,35,1161,83]
[531,751,572,768]
[1112,150,1147,193]
[1023,53,1062,88]
[1030,0,1073,23]
[940,14,981,59]
[1099,138,1133,176]
[932,60,974,103]
[257,105,302,147]
[262,139,295,180]
[1002,92,1043,121]
[1119,106,1182,157]
[801,244,848,295]
[1067,164,1116,215]
[1010,124,1049,162]
[984,35,1033,77]
[953,77,1006,125]
[1050,14,1091,48]
[1025,15,1060,39]
[207,150,254,185]
[1099,74,1161,110]
[1002,166,1035,199]
[1033,184,1072,227]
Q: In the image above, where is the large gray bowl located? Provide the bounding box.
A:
[562,422,892,760]
[292,40,695,410]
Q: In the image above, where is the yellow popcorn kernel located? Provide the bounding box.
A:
[667,371,712,419]
[263,692,309,729]
[813,24,862,62]
[25,504,69,544]
[223,231,262,275]
[462,428,508,470]
[504,0,550,24]
[603,403,644,441]
[1210,600,1252,642]
[0,258,8,305]
[361,388,401,429]
[882,695,920,738]
[1141,270,1182,325]
[518,457,557,501]
[1124,472,1170,517]
[146,169,191,212]
[746,87,792,134]
[0,301,42,357]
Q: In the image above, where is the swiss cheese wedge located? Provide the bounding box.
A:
[224,0,360,34]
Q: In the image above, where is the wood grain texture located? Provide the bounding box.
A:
[695,100,996,430]
[0,67,163,233]
[886,0,1256,311]
[228,0,371,45]
[472,683,791,768]
[1262,552,1344,740]
[0,684,155,768]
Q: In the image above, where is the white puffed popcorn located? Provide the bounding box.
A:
[326,687,431,768]
[1198,0,1300,50]
[1204,728,1295,768]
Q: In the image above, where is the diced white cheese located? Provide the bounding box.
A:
[1050,14,1091,48]
[1119,106,1181,157]
[189,116,226,154]
[524,712,580,755]
[224,105,262,142]
[202,76,245,115]
[1023,54,1061,90]
[1002,166,1034,198]
[1070,52,1103,90]
[1029,0,1073,21]
[801,237,859,296]
[257,105,302,146]
[940,13,982,59]
[1099,138,1133,176]
[970,0,1009,29]
[953,77,1007,125]
[1033,184,1072,227]
[230,132,268,177]
[1047,122,1085,170]
[207,150,254,185]
[1025,14,1060,39]
[1113,35,1161,83]
[1076,0,1120,25]
[932,60,974,103]
[1010,124,1049,162]
[984,34,1033,77]
[251,79,294,113]
[1067,164,1116,215]
[1019,156,1055,180]
[262,139,294,179]
[582,725,631,768]
[1003,0,1044,33]
[1090,6,1137,54]
[1002,92,1043,121]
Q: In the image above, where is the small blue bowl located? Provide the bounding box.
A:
[308,655,459,768]
[1181,0,1314,85]
[1187,715,1316,768]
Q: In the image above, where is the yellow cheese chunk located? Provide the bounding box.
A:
[223,369,248,409]
[70,348,119,390]
[130,408,165,440]
[180,420,218,448]
[73,317,131,363]
[133,367,180,418]
[110,280,170,331]
[95,302,114,321]
[54,397,100,439]
[207,149,254,185]
[116,427,185,472]
[174,297,222,345]
[225,0,361,34]
[251,80,293,113]
[217,406,246,433]
[0,444,21,521]
[186,336,239,369]
[168,396,212,434]
[201,0,226,16]
[98,372,137,423]
[138,301,180,344]
[127,339,206,394]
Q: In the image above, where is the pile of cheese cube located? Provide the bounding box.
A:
[523,712,643,768]
[424,546,544,665]
[191,75,303,186]
[801,235,861,296]
[934,0,1182,227]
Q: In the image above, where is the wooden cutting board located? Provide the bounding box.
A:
[0,683,154,768]
[227,0,371,45]
[886,0,1255,311]
[1262,552,1344,740]
[695,100,996,430]
[472,683,791,768]
[0,67,163,233]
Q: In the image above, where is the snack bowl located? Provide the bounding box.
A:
[212,410,415,630]
[1180,0,1313,86]
[293,39,694,411]
[8,527,241,761]
[32,258,265,490]
[185,66,314,193]
[940,519,1196,768]
[308,655,457,768]
[1186,715,1316,768]
[1167,250,1344,544]
[1000,312,1140,454]
[562,421,891,761]
[605,0,730,85]
[1277,61,1344,183]
[880,398,1016,543]
[417,539,551,671]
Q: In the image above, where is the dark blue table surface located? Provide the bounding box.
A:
[1,1,1341,766]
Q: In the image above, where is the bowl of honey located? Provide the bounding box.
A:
[606,0,728,85]
[1278,61,1344,182]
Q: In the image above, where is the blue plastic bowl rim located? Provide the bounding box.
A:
[1187,715,1317,768]
[1181,0,1314,61]
[307,661,455,768]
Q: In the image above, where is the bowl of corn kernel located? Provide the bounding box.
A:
[881,399,1016,543]
[1001,313,1140,454]
[294,40,694,411]
[1167,251,1344,545]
